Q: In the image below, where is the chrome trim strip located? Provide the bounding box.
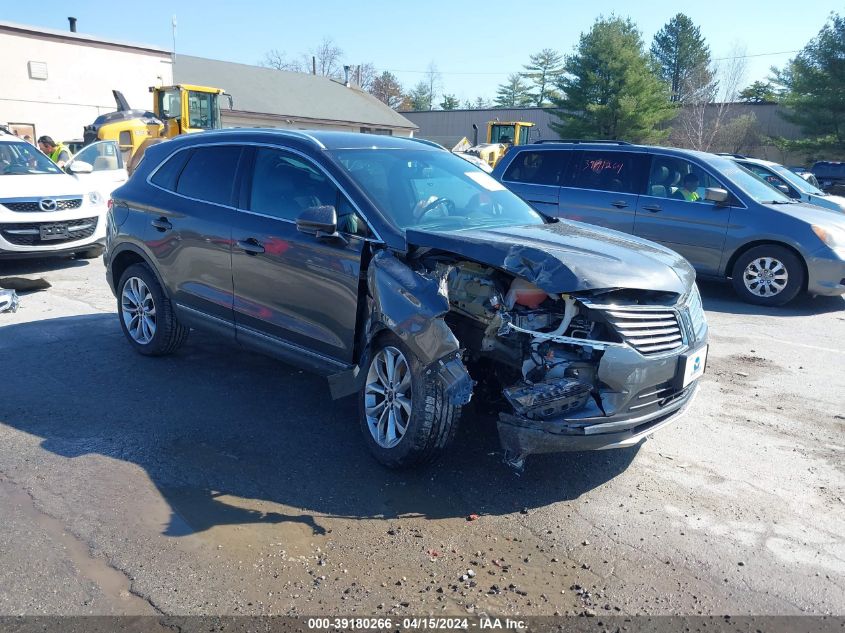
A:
[235,323,348,369]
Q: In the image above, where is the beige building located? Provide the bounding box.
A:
[1,20,416,146]
[0,20,173,143]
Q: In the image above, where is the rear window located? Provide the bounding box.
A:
[503,150,571,186]
[151,150,191,190]
[175,146,242,205]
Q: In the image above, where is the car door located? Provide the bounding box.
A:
[633,155,732,275]
[231,146,366,368]
[66,141,128,199]
[145,144,243,331]
[556,150,648,233]
[499,149,570,216]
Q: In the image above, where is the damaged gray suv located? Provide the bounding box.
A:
[105,130,708,469]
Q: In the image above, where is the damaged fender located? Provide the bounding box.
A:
[328,250,472,405]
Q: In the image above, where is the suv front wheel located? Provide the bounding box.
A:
[117,263,189,355]
[731,245,805,306]
[358,334,461,468]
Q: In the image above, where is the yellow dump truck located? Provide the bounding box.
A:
[83,84,231,173]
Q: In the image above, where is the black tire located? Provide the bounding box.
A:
[75,245,103,259]
[730,245,805,306]
[358,334,461,468]
[117,263,188,356]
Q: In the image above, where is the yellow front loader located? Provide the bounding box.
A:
[83,85,232,173]
[464,121,536,168]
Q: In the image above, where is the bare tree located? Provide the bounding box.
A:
[259,49,301,71]
[307,37,344,78]
[424,62,442,111]
[673,44,748,152]
[355,63,378,91]
[715,112,761,154]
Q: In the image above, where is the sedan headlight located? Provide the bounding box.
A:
[685,284,707,342]
[812,224,845,249]
[88,191,104,205]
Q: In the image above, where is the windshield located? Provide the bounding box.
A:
[769,163,826,195]
[490,125,516,145]
[0,141,63,175]
[332,149,544,232]
[708,156,792,204]
[188,91,219,130]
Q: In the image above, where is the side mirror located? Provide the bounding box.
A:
[704,187,729,204]
[68,160,93,174]
[776,184,790,195]
[296,205,346,243]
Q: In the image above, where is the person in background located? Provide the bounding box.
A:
[23,135,34,144]
[673,172,701,202]
[37,135,72,168]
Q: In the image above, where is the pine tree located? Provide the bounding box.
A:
[521,49,564,106]
[550,16,674,142]
[439,94,460,110]
[650,14,712,102]
[407,81,433,111]
[738,81,777,104]
[773,12,845,152]
[494,74,533,108]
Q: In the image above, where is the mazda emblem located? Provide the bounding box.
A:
[39,199,58,211]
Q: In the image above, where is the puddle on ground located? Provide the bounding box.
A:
[0,477,157,615]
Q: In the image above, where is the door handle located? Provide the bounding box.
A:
[642,204,662,213]
[610,200,628,208]
[237,238,265,255]
[151,217,172,231]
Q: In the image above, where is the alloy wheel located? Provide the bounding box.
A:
[364,346,412,449]
[742,257,789,298]
[121,276,157,344]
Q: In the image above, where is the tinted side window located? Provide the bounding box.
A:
[646,156,726,201]
[250,148,341,221]
[570,151,645,194]
[503,150,571,186]
[175,146,242,205]
[150,149,191,191]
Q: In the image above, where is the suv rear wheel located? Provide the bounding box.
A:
[731,245,805,306]
[117,263,188,355]
[359,334,461,468]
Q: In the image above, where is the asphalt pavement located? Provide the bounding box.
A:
[0,257,843,617]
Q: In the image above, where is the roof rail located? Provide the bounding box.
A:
[533,139,633,145]
[717,152,748,159]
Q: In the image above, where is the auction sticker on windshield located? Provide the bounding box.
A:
[681,345,708,387]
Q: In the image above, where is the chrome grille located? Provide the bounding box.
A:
[2,199,83,212]
[602,307,684,355]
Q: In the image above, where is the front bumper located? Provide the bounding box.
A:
[0,205,107,258]
[806,248,845,296]
[498,381,699,466]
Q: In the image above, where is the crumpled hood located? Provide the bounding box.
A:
[406,220,695,295]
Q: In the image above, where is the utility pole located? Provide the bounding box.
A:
[171,15,177,71]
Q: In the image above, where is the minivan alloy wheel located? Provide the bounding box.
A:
[742,257,789,297]
[365,346,412,449]
[121,276,157,344]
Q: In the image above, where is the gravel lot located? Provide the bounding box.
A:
[0,256,843,617]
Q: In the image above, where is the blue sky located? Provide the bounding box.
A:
[4,0,838,103]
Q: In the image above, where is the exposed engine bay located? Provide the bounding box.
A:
[432,260,621,419]
[345,240,704,471]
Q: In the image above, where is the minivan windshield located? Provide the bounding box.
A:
[0,141,63,175]
[332,149,544,232]
[709,156,793,204]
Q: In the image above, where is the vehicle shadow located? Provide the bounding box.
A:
[0,314,638,537]
[698,279,845,316]
[0,256,89,276]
